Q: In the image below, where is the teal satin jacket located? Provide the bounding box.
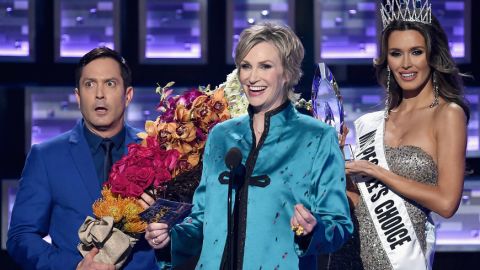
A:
[171,102,353,269]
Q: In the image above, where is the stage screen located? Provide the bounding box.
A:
[1,180,18,250]
[139,0,207,63]
[226,0,294,64]
[54,0,119,60]
[0,0,34,60]
[315,0,471,63]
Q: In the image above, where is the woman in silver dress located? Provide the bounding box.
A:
[329,1,470,269]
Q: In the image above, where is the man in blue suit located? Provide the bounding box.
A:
[7,47,157,269]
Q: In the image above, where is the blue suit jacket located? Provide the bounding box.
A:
[7,120,157,270]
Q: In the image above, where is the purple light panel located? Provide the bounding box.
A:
[0,0,30,57]
[2,180,19,249]
[316,0,468,60]
[58,0,116,58]
[465,93,479,153]
[7,184,17,225]
[229,0,293,63]
[317,0,377,60]
[143,0,204,59]
[432,0,466,58]
[432,181,480,251]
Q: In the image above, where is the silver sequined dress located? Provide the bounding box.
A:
[326,145,438,270]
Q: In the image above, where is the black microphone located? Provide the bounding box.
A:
[224,147,244,270]
[225,147,242,170]
[224,147,245,189]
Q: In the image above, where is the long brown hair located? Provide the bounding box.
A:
[374,15,470,122]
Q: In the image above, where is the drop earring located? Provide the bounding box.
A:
[384,66,392,119]
[429,72,439,108]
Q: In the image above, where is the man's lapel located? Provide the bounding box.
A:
[67,122,140,201]
[69,121,101,201]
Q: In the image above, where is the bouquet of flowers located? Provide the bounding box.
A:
[77,69,248,267]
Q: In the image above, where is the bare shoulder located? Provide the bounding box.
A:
[434,102,467,127]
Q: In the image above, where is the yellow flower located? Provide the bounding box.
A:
[93,197,124,223]
[145,120,159,137]
[123,199,144,222]
[100,186,116,200]
[93,187,148,234]
[124,220,147,234]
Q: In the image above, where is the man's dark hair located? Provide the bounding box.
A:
[75,46,132,89]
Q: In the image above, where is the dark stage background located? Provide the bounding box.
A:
[0,1,478,269]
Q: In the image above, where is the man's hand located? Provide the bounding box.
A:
[76,248,115,270]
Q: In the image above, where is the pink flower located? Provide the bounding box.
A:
[106,144,180,198]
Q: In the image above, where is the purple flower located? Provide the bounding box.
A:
[181,89,203,109]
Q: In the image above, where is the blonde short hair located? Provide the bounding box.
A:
[234,23,305,101]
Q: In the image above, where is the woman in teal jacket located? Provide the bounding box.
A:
[146,23,353,269]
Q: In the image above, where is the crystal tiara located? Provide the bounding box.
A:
[380,0,432,30]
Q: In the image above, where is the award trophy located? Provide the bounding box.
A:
[311,63,353,160]
[311,63,345,136]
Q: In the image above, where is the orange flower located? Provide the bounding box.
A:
[172,122,196,143]
[187,152,200,167]
[191,96,215,124]
[174,152,200,176]
[101,186,116,200]
[174,105,192,123]
[209,88,231,120]
[157,121,196,155]
[157,122,178,147]
[92,187,147,233]
[191,92,231,132]
[191,95,208,109]
[172,141,193,156]
[189,140,206,153]
[138,120,159,146]
[93,197,124,223]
